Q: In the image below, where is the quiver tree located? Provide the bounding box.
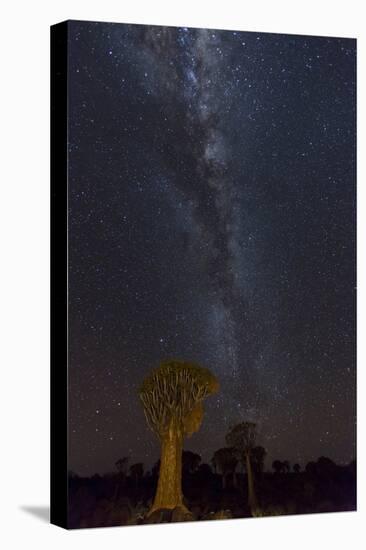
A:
[272,459,283,474]
[115,456,129,475]
[182,450,202,475]
[211,447,238,489]
[139,360,219,514]
[114,456,129,500]
[226,422,258,514]
[272,460,288,474]
[251,446,267,475]
[130,462,144,487]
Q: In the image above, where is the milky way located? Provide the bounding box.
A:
[67,21,356,475]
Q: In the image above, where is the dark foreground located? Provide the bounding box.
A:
[68,459,356,528]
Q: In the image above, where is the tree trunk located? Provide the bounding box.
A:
[222,473,226,489]
[149,428,185,514]
[113,473,124,502]
[246,452,257,514]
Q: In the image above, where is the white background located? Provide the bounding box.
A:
[0,0,363,548]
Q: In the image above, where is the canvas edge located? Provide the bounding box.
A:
[50,20,69,530]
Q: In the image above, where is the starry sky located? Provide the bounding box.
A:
[67,20,356,476]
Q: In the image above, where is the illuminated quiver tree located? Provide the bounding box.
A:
[139,360,219,514]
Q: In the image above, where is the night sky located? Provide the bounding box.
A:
[67,20,356,476]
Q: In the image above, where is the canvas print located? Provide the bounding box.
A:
[51,20,356,529]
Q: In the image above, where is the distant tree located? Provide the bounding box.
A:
[130,463,144,487]
[211,447,238,488]
[272,460,283,474]
[226,422,258,513]
[151,459,160,478]
[315,456,337,478]
[197,463,212,476]
[283,460,290,473]
[305,461,316,476]
[182,450,202,474]
[114,456,129,500]
[293,463,301,474]
[139,360,219,514]
[115,457,129,476]
[251,446,267,474]
[196,462,213,486]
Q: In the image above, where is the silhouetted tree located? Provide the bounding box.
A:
[283,460,290,473]
[130,463,144,487]
[114,456,129,500]
[305,461,317,476]
[251,446,267,475]
[293,463,301,474]
[197,462,212,476]
[151,459,160,478]
[115,456,129,475]
[139,359,219,514]
[272,460,283,474]
[182,450,201,474]
[226,422,258,513]
[195,463,213,487]
[211,447,238,488]
[315,456,337,480]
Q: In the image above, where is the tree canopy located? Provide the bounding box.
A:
[139,359,219,439]
[226,422,257,458]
